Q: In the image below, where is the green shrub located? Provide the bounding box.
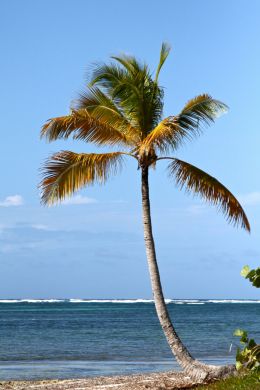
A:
[233,329,260,371]
[240,265,260,288]
[233,266,260,378]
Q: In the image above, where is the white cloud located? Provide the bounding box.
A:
[61,195,97,205]
[0,195,24,207]
[239,192,260,206]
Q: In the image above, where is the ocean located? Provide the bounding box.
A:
[0,299,259,381]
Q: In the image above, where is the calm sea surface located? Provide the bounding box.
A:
[0,299,259,380]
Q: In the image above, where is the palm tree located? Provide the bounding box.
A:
[40,44,250,381]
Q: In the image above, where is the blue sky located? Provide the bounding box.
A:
[0,0,259,299]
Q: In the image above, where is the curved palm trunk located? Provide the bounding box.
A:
[141,166,235,382]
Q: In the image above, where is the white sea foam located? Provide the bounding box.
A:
[0,298,259,304]
[173,300,201,303]
[207,299,260,304]
[0,300,21,303]
[21,299,63,303]
[0,299,63,303]
[69,299,156,304]
[68,298,259,304]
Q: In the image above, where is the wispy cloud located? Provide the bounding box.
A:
[239,192,260,206]
[0,195,24,207]
[61,195,97,205]
[0,224,139,257]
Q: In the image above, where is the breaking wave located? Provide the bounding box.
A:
[0,299,259,304]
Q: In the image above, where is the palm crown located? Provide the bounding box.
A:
[40,43,250,232]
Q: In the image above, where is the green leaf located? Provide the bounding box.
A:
[241,265,250,278]
[234,329,247,337]
[154,42,171,83]
[247,270,256,280]
[236,361,243,370]
[241,335,249,344]
[248,339,257,349]
[253,276,260,288]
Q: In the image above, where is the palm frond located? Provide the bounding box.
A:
[168,158,250,231]
[111,54,146,77]
[89,57,164,135]
[89,62,128,92]
[177,94,228,135]
[89,61,146,132]
[75,87,140,143]
[142,94,228,154]
[155,42,171,83]
[41,109,133,147]
[140,117,179,154]
[40,151,123,205]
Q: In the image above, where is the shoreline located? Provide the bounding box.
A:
[0,371,198,390]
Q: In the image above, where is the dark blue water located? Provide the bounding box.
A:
[0,299,259,380]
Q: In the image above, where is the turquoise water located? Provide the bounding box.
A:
[0,299,259,380]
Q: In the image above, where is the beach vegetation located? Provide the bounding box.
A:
[194,370,260,389]
[232,266,260,377]
[233,329,260,372]
[241,265,260,288]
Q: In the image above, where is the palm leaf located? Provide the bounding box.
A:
[41,109,133,147]
[142,94,228,153]
[140,117,179,154]
[111,54,146,77]
[76,87,140,143]
[112,54,164,133]
[155,42,171,83]
[168,158,250,231]
[177,94,228,135]
[89,58,164,136]
[40,151,123,205]
[89,61,146,132]
[89,62,130,96]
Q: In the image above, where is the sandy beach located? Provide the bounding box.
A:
[0,371,199,390]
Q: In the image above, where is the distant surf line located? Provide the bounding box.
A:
[0,299,259,304]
